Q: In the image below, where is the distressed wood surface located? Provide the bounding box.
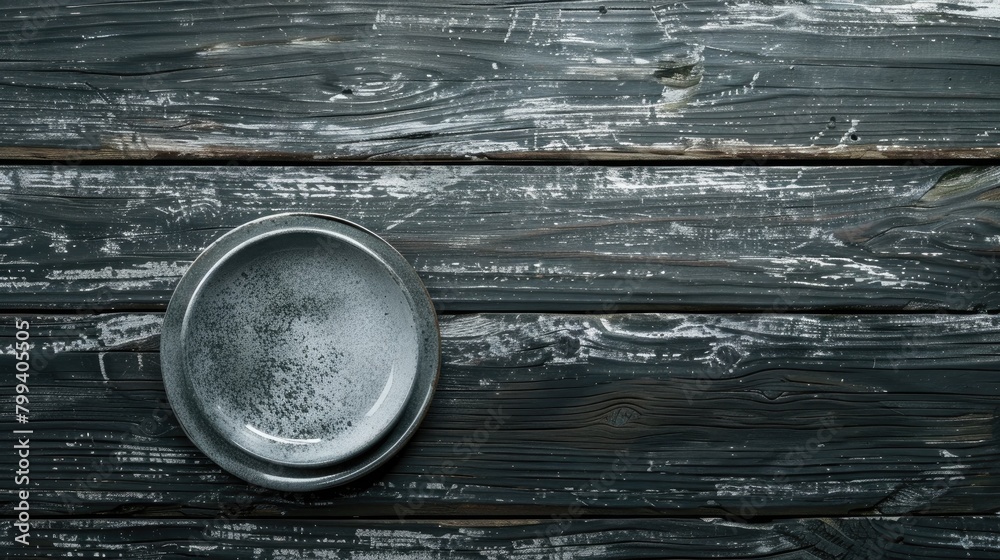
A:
[14,517,1000,559]
[3,312,999,518]
[4,165,1000,312]
[1,1,999,161]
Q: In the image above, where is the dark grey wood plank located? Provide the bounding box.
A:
[4,165,1000,312]
[2,312,999,518]
[1,1,998,160]
[12,517,1000,559]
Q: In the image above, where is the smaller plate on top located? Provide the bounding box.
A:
[160,213,439,491]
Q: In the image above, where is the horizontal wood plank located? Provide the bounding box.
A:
[2,312,999,518]
[1,1,998,160]
[4,165,1000,312]
[11,517,1000,559]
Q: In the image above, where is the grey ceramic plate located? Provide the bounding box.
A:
[161,213,439,491]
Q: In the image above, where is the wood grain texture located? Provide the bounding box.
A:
[2,312,999,518]
[13,517,1000,559]
[4,165,1000,312]
[1,1,999,160]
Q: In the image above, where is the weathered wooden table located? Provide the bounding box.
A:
[3,1,1000,557]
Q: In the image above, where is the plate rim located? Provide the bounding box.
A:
[160,212,440,491]
[181,223,419,468]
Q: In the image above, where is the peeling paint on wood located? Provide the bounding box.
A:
[0,1,998,160]
[2,312,999,518]
[2,165,1000,311]
[17,517,1000,559]
[2,2,998,551]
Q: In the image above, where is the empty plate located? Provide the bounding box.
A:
[160,213,439,491]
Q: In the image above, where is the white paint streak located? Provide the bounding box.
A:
[97,314,163,349]
[705,0,1000,31]
[504,8,518,43]
[385,208,423,231]
[98,352,108,382]
[47,261,188,283]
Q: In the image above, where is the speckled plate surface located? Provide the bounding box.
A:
[161,213,439,491]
